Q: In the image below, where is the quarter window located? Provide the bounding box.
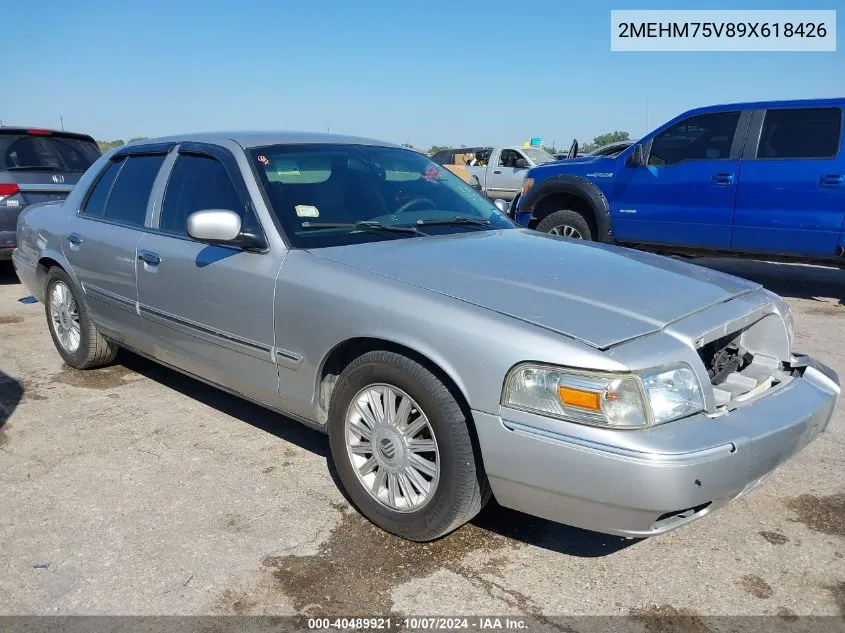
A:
[82,159,123,217]
[160,154,245,235]
[103,154,166,226]
[757,108,842,159]
[648,111,741,165]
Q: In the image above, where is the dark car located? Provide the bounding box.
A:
[0,127,101,259]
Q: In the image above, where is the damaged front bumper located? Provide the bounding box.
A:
[475,357,839,537]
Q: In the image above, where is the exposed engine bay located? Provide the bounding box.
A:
[697,328,795,409]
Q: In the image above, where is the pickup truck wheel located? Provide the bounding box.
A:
[328,350,488,541]
[44,267,117,369]
[537,210,592,240]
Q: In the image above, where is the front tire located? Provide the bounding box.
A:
[44,267,117,369]
[328,350,488,541]
[536,209,593,240]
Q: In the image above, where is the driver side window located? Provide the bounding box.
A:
[160,153,258,235]
[498,150,520,168]
[648,111,741,166]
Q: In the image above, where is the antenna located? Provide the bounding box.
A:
[60,115,64,130]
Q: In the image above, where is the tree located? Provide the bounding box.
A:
[542,145,560,155]
[427,145,452,156]
[96,139,125,153]
[581,130,630,154]
[128,136,148,143]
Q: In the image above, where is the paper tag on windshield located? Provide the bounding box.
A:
[275,161,301,177]
[295,205,319,218]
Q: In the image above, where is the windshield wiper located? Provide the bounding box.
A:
[300,221,421,235]
[5,165,63,171]
[415,216,491,227]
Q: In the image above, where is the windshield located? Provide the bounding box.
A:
[521,148,555,165]
[250,144,515,248]
[0,133,101,172]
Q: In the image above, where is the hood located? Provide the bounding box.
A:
[536,155,614,173]
[310,230,761,349]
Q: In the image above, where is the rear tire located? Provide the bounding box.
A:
[328,350,488,541]
[536,209,593,240]
[44,267,117,369]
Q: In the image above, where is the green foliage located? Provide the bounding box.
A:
[542,145,560,155]
[427,145,452,156]
[96,139,125,153]
[96,137,149,153]
[581,131,630,154]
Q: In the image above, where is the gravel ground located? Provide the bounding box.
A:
[0,257,843,622]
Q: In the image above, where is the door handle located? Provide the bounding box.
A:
[137,250,161,266]
[66,233,83,245]
[493,170,502,174]
[711,172,735,186]
[819,174,844,189]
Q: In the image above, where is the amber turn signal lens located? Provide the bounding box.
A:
[559,386,601,411]
[522,178,534,195]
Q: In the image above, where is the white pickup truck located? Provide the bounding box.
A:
[466,146,556,201]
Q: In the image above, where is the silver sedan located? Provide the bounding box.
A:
[13,132,840,541]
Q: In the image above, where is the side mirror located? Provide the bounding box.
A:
[186,209,265,251]
[493,199,509,214]
[470,174,482,191]
[515,158,529,169]
[626,144,646,167]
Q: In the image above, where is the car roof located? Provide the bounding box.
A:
[124,131,401,150]
[685,97,845,117]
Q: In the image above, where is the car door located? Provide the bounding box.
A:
[61,149,169,342]
[611,110,750,248]
[732,106,844,257]
[135,143,281,406]
[486,149,528,200]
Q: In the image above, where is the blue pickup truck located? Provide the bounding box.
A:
[514,98,845,266]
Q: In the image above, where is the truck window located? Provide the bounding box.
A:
[756,108,842,159]
[648,112,741,166]
[498,150,521,168]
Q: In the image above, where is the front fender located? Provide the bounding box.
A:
[518,174,613,242]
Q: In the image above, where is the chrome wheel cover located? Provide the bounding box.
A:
[345,384,440,513]
[49,281,81,353]
[548,224,583,239]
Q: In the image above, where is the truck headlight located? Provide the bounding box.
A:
[502,363,704,428]
[522,178,534,196]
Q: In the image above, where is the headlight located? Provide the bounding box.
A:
[502,363,704,428]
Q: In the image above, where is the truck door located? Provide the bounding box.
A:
[611,110,749,248]
[732,106,844,257]
[486,149,527,200]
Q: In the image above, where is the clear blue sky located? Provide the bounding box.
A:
[3,0,843,150]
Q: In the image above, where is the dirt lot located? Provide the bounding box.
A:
[0,258,843,620]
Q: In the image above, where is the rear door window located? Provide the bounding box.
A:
[649,111,742,165]
[756,108,842,159]
[103,154,166,226]
[81,159,124,217]
[159,154,246,234]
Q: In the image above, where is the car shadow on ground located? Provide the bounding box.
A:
[0,261,20,286]
[117,350,635,558]
[0,369,23,432]
[692,258,845,306]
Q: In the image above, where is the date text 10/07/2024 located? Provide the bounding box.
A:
[306,617,529,630]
